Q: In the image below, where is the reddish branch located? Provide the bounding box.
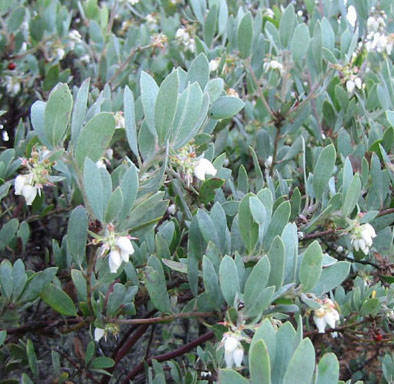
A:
[106,312,213,325]
[100,323,150,384]
[301,228,335,240]
[377,207,394,217]
[120,331,215,384]
[1,318,80,335]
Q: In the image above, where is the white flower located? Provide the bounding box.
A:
[22,185,38,205]
[354,77,362,89]
[109,249,122,273]
[68,30,82,43]
[115,236,134,262]
[265,155,273,168]
[146,14,156,24]
[194,158,217,181]
[224,350,234,369]
[114,112,125,129]
[168,204,176,215]
[232,347,244,367]
[2,131,9,142]
[346,79,355,94]
[15,175,27,195]
[313,300,340,336]
[361,223,376,245]
[5,76,21,95]
[351,223,377,255]
[175,28,195,52]
[128,0,139,4]
[81,54,90,64]
[324,310,338,329]
[209,58,220,72]
[224,335,239,353]
[96,149,113,169]
[96,159,106,169]
[94,327,105,342]
[263,8,274,18]
[367,16,380,32]
[222,334,243,368]
[386,40,393,55]
[226,88,239,98]
[14,175,38,205]
[55,48,65,60]
[175,28,186,39]
[105,148,113,160]
[107,236,134,273]
[263,60,284,75]
[313,308,327,333]
[347,5,357,28]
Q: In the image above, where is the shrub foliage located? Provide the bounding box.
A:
[1,0,394,383]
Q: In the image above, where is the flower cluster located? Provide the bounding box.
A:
[313,298,340,336]
[226,88,240,98]
[170,145,217,187]
[346,74,362,94]
[68,30,82,50]
[350,222,377,255]
[96,148,114,170]
[151,33,168,49]
[263,59,285,75]
[365,9,394,55]
[97,226,135,273]
[333,63,363,94]
[175,27,195,52]
[221,332,244,369]
[14,147,55,205]
[4,76,21,96]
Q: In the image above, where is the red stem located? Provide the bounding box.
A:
[100,323,150,384]
[121,331,215,384]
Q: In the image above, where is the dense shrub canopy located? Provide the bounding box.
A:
[1,0,394,383]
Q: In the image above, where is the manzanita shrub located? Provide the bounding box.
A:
[1,0,394,383]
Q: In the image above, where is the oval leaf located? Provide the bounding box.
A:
[299,240,323,292]
[40,283,77,316]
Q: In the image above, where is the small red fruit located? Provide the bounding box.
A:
[373,332,383,342]
[8,62,16,70]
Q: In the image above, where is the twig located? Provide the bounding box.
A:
[100,323,151,384]
[144,324,156,359]
[108,44,152,91]
[121,331,215,383]
[1,319,64,334]
[246,62,274,118]
[26,206,73,222]
[302,228,335,240]
[106,0,118,35]
[106,312,213,325]
[341,255,380,269]
[11,198,24,218]
[270,123,282,175]
[55,348,101,384]
[377,207,394,217]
